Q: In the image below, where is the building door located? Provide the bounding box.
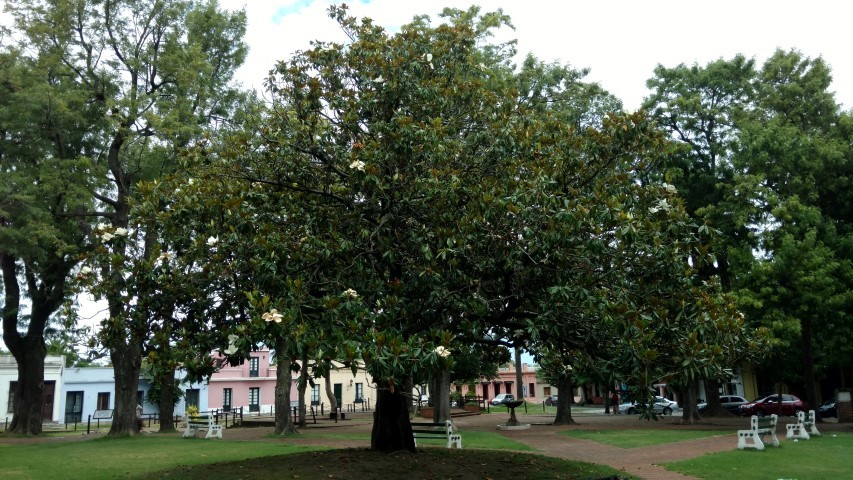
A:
[249,387,260,412]
[42,381,55,420]
[333,383,342,407]
[223,388,233,411]
[65,391,84,423]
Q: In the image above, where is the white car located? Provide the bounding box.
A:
[490,393,515,405]
[619,396,680,415]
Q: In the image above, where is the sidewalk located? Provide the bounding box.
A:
[450,410,850,480]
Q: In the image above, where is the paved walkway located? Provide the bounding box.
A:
[244,409,848,480]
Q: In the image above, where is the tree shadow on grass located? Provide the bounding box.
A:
[137,448,634,479]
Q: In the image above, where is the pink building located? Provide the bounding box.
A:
[452,363,547,402]
[208,350,297,413]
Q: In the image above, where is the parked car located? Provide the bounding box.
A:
[697,395,749,414]
[737,394,805,417]
[818,399,837,418]
[544,395,558,406]
[619,396,680,415]
[491,393,515,405]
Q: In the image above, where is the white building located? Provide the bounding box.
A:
[1,355,65,423]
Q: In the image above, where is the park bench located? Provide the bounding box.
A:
[786,409,820,440]
[737,414,779,450]
[183,414,224,439]
[411,420,462,449]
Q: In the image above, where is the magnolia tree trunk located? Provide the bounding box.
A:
[429,370,451,423]
[324,372,337,418]
[109,343,143,436]
[553,374,576,425]
[6,339,47,435]
[371,386,415,452]
[678,384,699,425]
[297,352,309,428]
[274,344,297,435]
[514,345,524,400]
[702,379,732,417]
[156,368,177,433]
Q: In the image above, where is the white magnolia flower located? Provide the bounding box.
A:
[187,178,195,186]
[349,160,365,171]
[80,266,92,274]
[373,75,386,84]
[424,53,433,62]
[100,232,114,242]
[649,198,671,214]
[95,224,108,232]
[262,309,283,323]
[228,334,239,343]
[663,183,677,194]
[114,227,128,237]
[223,343,238,355]
[435,346,451,357]
[206,236,218,246]
[343,288,359,299]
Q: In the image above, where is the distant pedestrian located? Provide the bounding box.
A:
[611,393,620,414]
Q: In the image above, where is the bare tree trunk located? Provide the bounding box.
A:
[274,338,297,435]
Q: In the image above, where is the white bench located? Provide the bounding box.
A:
[737,414,779,450]
[411,420,462,449]
[786,409,820,440]
[183,415,224,439]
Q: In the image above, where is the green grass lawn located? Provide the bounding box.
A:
[560,428,726,448]
[666,432,853,480]
[0,435,319,480]
[274,428,534,450]
[0,431,626,480]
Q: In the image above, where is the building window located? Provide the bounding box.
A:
[543,386,551,396]
[97,392,111,410]
[529,383,535,397]
[185,389,200,410]
[65,391,84,423]
[137,390,144,407]
[249,387,260,412]
[355,383,364,402]
[249,357,259,377]
[223,388,233,411]
[311,385,320,405]
[7,381,16,413]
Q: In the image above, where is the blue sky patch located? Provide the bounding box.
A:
[272,0,373,25]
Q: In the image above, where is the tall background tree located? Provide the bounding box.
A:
[1,41,98,435]
[6,0,247,436]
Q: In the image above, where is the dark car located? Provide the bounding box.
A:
[737,394,806,417]
[544,395,558,406]
[698,395,748,414]
[818,399,837,418]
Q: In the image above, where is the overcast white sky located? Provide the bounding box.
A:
[219,0,853,111]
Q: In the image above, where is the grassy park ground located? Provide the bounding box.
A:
[1,407,850,479]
